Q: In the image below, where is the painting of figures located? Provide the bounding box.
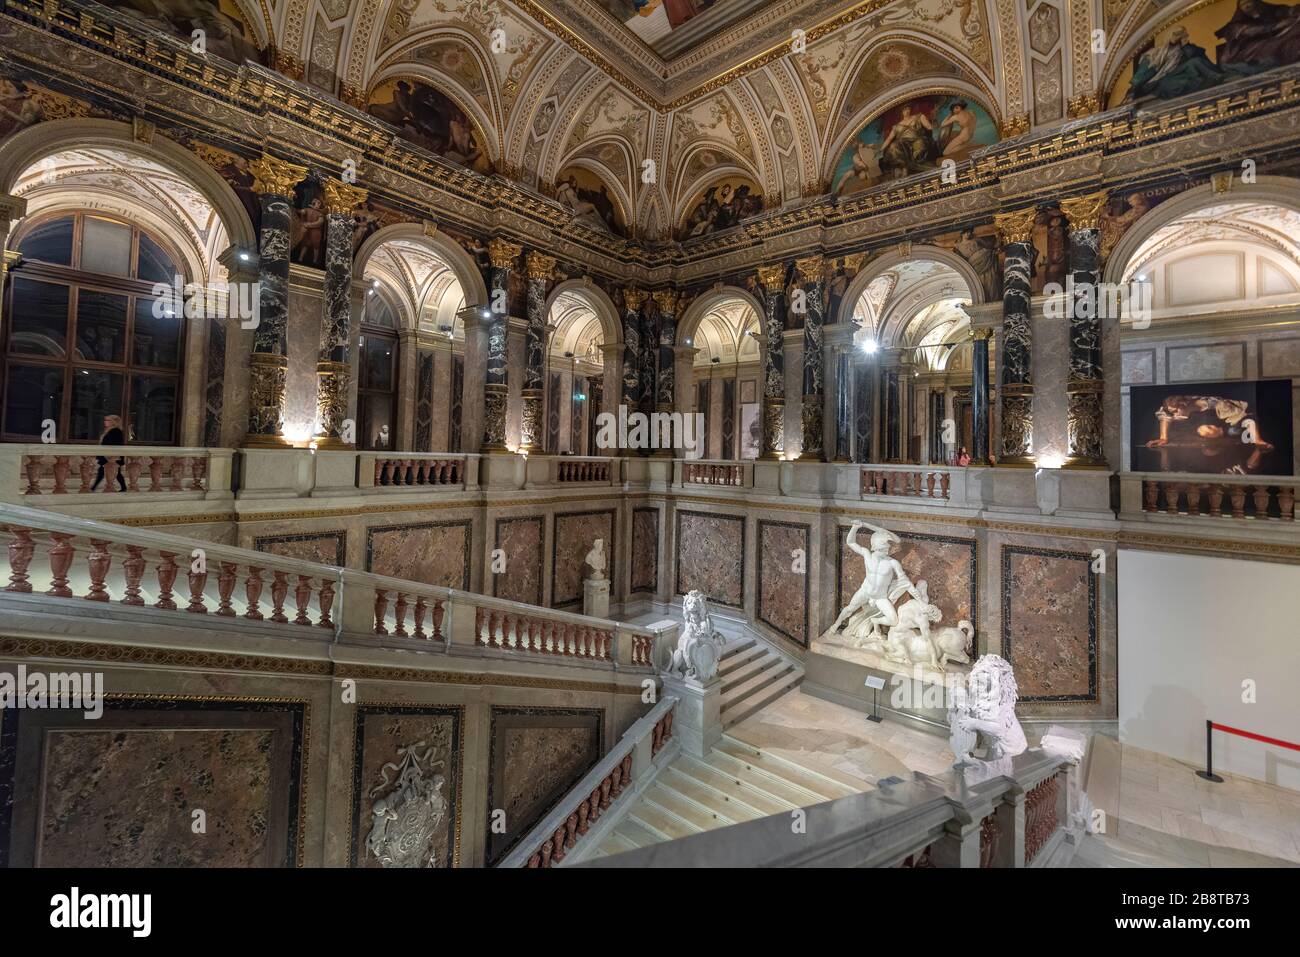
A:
[678,177,763,238]
[367,79,492,174]
[1111,0,1300,107]
[554,166,627,236]
[832,95,999,196]
[98,0,264,64]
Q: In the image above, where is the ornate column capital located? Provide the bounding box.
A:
[994,208,1037,246]
[756,264,786,291]
[0,192,27,228]
[322,179,368,214]
[795,255,825,283]
[623,288,647,312]
[247,155,308,196]
[1059,190,1110,231]
[525,251,556,280]
[653,289,678,314]
[488,238,522,268]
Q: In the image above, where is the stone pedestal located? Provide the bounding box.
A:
[583,577,610,619]
[660,673,721,758]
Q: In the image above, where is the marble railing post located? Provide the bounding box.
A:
[621,289,646,412]
[757,264,786,459]
[483,238,521,452]
[653,290,678,457]
[795,256,825,461]
[972,329,992,465]
[245,155,307,447]
[520,251,556,453]
[315,180,367,448]
[994,208,1038,465]
[1060,191,1109,467]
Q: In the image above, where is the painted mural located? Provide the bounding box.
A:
[367,78,492,174]
[1110,0,1300,107]
[598,0,719,45]
[832,95,998,196]
[679,176,763,238]
[98,0,264,64]
[555,165,627,235]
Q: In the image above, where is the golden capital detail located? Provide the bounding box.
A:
[756,264,786,291]
[247,155,308,196]
[653,289,678,313]
[994,208,1037,246]
[624,288,648,311]
[488,238,522,269]
[322,179,368,214]
[526,251,556,280]
[794,256,824,283]
[1059,190,1110,231]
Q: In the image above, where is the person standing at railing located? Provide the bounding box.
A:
[955,446,972,467]
[90,414,126,492]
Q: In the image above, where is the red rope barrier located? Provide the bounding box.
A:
[1210,723,1300,752]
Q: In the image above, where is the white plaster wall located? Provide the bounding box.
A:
[1117,548,1300,791]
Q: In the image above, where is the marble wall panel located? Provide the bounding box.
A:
[366,520,471,589]
[836,527,977,631]
[1001,545,1097,702]
[631,507,659,593]
[484,706,603,866]
[1121,348,1155,385]
[349,705,463,868]
[676,510,744,608]
[757,521,810,646]
[552,510,615,607]
[1,697,305,867]
[254,531,346,567]
[494,516,543,606]
[1259,337,1300,378]
[1165,342,1246,383]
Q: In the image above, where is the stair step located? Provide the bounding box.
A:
[613,819,664,849]
[718,642,766,676]
[659,766,764,825]
[671,755,798,817]
[721,653,784,693]
[720,637,756,660]
[722,670,804,728]
[643,783,731,832]
[714,737,858,801]
[703,749,836,809]
[594,832,639,859]
[628,798,701,841]
[722,659,796,709]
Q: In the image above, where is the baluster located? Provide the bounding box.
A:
[432,599,445,641]
[120,545,145,605]
[124,457,142,492]
[155,550,178,609]
[48,533,75,598]
[82,539,110,601]
[186,558,208,613]
[381,460,394,485]
[1251,485,1271,518]
[564,814,578,850]
[374,589,389,635]
[1164,482,1181,515]
[23,456,43,494]
[216,562,238,616]
[1206,485,1224,518]
[393,592,408,636]
[373,460,383,485]
[318,580,335,629]
[610,765,623,799]
[474,606,486,646]
[78,456,95,492]
[244,566,264,620]
[1229,485,1247,519]
[588,787,603,824]
[149,456,165,491]
[488,610,500,648]
[168,457,185,491]
[1279,486,1295,521]
[621,753,633,790]
[926,472,936,497]
[270,571,289,623]
[51,456,70,493]
[539,840,554,868]
[103,457,121,493]
[1186,484,1203,517]
[412,597,427,639]
[551,827,567,864]
[190,457,206,491]
[913,471,922,495]
[577,802,590,835]
[6,527,35,592]
[293,576,313,625]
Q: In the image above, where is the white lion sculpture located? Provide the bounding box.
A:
[668,589,726,682]
[947,654,1027,765]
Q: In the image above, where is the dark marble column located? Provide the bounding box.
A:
[972,330,992,465]
[314,179,367,448]
[883,365,902,461]
[520,251,555,452]
[757,264,786,459]
[483,238,520,452]
[653,290,677,457]
[795,256,825,461]
[994,208,1037,464]
[835,349,852,462]
[852,354,874,463]
[621,289,646,411]
[245,155,307,446]
[1060,190,1109,467]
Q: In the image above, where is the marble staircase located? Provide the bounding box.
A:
[587,733,865,860]
[719,636,802,729]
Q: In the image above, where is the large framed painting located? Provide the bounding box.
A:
[367,78,492,173]
[1108,0,1300,108]
[832,94,998,196]
[1129,379,1293,475]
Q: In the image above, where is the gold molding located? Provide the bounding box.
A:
[526,251,557,280]
[623,288,648,311]
[488,238,523,269]
[994,208,1038,246]
[756,264,786,291]
[321,179,368,214]
[1059,190,1110,231]
[247,154,308,196]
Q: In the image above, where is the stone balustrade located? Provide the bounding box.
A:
[0,444,233,503]
[1121,472,1299,522]
[679,459,752,488]
[554,457,613,483]
[355,451,475,492]
[861,465,951,500]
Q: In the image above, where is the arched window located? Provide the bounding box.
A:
[358,288,399,451]
[3,212,185,444]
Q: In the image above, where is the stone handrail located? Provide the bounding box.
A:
[1120,471,1299,521]
[861,464,952,501]
[580,748,1073,868]
[357,451,476,491]
[527,455,618,485]
[678,459,753,488]
[0,444,233,503]
[499,694,680,868]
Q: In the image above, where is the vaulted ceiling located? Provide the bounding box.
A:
[105,0,1198,237]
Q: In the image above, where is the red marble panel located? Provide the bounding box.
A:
[366,520,471,589]
[676,510,744,608]
[494,516,543,605]
[758,521,809,646]
[1001,547,1096,701]
[631,507,659,593]
[552,510,614,607]
[837,528,976,629]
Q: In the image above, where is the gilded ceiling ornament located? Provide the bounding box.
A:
[624,288,648,311]
[247,155,309,196]
[322,179,369,214]
[1059,190,1109,231]
[994,208,1037,245]
[756,265,786,291]
[487,238,522,268]
[795,256,825,283]
[526,251,556,279]
[653,289,678,313]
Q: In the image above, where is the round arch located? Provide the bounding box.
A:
[542,278,623,346]
[1102,176,1300,285]
[835,244,985,328]
[672,148,765,228]
[354,223,489,308]
[677,285,767,347]
[0,118,257,255]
